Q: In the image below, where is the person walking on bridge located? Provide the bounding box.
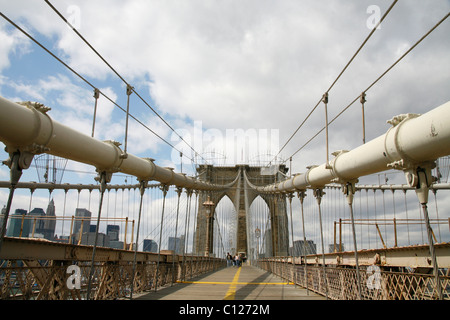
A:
[226,252,232,267]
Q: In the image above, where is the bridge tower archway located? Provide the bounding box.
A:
[194,164,289,258]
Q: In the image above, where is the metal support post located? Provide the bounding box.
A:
[122,84,134,159]
[297,190,309,295]
[0,152,24,252]
[412,166,443,300]
[322,92,331,168]
[91,88,100,137]
[313,188,329,299]
[171,187,183,286]
[360,92,366,144]
[343,181,362,300]
[182,189,193,281]
[86,171,109,300]
[130,180,148,299]
[155,184,169,291]
[287,193,296,285]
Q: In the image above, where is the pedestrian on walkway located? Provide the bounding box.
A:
[235,254,240,267]
[226,252,232,267]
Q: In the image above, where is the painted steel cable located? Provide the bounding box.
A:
[44,0,207,166]
[0,11,192,162]
[286,11,450,162]
[270,0,399,165]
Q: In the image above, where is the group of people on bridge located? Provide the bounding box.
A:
[226,252,245,267]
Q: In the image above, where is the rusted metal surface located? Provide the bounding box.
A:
[258,246,450,300]
[0,237,225,300]
[299,243,450,269]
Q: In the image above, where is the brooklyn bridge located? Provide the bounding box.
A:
[0,1,449,302]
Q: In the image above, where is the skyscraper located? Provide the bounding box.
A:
[107,225,120,241]
[143,239,158,253]
[29,208,45,237]
[6,209,28,237]
[41,199,56,240]
[73,208,91,242]
[169,235,185,254]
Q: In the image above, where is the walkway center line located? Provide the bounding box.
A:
[223,266,242,300]
[176,281,293,285]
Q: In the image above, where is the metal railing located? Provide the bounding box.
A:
[257,252,450,300]
[0,237,225,300]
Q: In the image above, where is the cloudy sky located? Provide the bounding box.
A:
[1,0,449,180]
[0,0,449,252]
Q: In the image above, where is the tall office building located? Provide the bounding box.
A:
[29,207,46,237]
[41,199,56,240]
[73,208,91,241]
[0,206,5,232]
[107,225,120,241]
[6,209,28,237]
[169,235,185,254]
[292,240,317,256]
[143,239,158,253]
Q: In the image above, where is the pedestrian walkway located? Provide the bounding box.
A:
[134,265,325,300]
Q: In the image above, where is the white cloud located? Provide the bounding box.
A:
[0,21,31,71]
[0,0,449,174]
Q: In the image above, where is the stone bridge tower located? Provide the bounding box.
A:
[194,164,289,258]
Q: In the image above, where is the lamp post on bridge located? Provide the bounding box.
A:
[203,196,215,257]
[255,227,261,265]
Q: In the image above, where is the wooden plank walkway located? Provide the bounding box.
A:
[133,264,325,300]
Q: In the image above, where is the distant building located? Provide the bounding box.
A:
[169,235,185,254]
[41,199,56,240]
[73,208,91,237]
[107,225,120,241]
[80,232,110,247]
[29,207,45,237]
[329,243,345,253]
[6,209,28,237]
[292,240,317,256]
[0,206,6,232]
[143,239,158,253]
[109,240,124,249]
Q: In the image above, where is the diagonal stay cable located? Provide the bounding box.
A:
[44,0,207,165]
[0,11,189,161]
[270,0,399,166]
[287,10,450,161]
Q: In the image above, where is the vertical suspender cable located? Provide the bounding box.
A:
[61,189,67,236]
[122,85,133,158]
[86,171,108,300]
[297,191,309,295]
[129,180,147,299]
[360,92,366,144]
[182,189,192,281]
[91,88,100,137]
[314,188,329,300]
[0,152,23,252]
[172,187,183,285]
[288,193,296,285]
[344,182,362,300]
[322,93,331,169]
[155,184,168,291]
